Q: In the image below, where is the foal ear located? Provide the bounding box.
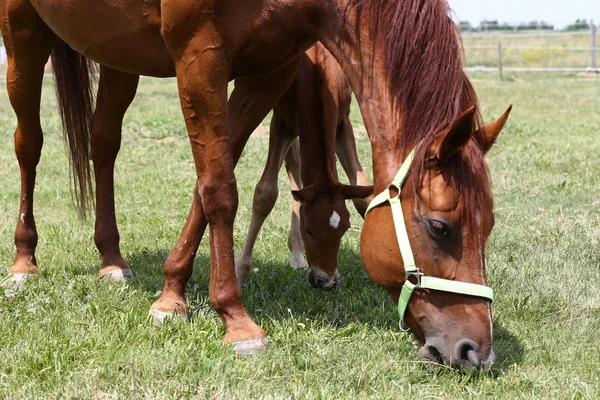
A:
[431,106,476,164]
[341,184,374,199]
[291,184,319,203]
[476,105,512,154]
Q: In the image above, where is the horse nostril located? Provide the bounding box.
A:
[427,345,443,363]
[419,343,446,365]
[455,339,481,367]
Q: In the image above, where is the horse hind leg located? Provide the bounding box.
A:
[2,4,55,286]
[235,112,299,285]
[92,67,139,281]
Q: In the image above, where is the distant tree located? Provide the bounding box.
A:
[564,19,592,31]
[475,20,554,32]
[459,20,473,32]
[516,21,554,31]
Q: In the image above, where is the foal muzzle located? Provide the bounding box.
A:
[308,269,340,290]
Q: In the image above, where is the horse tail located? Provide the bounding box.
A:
[50,39,96,219]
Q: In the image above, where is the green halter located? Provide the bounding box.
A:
[365,147,494,331]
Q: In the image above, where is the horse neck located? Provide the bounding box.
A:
[295,49,339,187]
[320,4,406,192]
[299,132,335,187]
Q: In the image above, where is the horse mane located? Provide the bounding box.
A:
[346,0,493,230]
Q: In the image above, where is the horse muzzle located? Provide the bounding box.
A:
[418,337,495,370]
[308,269,340,290]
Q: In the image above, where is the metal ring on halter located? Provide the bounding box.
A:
[387,183,401,199]
[399,319,411,332]
[405,270,422,287]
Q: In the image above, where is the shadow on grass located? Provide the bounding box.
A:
[124,244,397,330]
[490,323,525,375]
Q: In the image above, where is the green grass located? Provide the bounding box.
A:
[1,73,599,398]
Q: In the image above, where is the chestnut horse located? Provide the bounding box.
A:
[2,0,510,367]
[235,43,372,289]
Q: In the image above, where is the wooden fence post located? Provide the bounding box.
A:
[498,41,504,81]
[591,20,597,70]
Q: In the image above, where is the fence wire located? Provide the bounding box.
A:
[462,29,599,74]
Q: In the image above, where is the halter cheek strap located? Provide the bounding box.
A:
[365,148,494,332]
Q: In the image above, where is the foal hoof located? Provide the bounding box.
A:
[149,309,188,327]
[4,273,34,289]
[289,253,307,270]
[99,267,134,282]
[232,336,268,356]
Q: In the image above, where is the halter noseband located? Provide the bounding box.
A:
[365,147,494,332]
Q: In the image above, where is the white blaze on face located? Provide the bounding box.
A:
[329,211,341,229]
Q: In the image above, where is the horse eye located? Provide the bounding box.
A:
[305,230,314,237]
[428,220,450,238]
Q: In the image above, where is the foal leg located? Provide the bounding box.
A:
[2,4,54,285]
[335,116,371,218]
[235,113,298,284]
[92,67,139,281]
[283,139,306,270]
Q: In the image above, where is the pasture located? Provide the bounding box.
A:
[1,72,599,398]
[463,31,599,69]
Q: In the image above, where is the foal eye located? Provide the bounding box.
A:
[428,220,450,238]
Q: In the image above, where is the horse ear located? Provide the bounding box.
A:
[341,184,374,199]
[431,106,476,164]
[291,184,318,203]
[476,105,512,154]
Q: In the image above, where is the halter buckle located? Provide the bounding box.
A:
[405,270,423,288]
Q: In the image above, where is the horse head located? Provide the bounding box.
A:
[361,106,511,369]
[292,182,373,290]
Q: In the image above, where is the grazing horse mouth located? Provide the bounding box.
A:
[307,269,340,290]
[418,344,496,371]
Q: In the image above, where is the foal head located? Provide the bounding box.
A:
[293,182,372,289]
[361,106,511,369]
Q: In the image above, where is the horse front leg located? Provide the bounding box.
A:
[91,66,139,281]
[151,29,266,353]
[3,4,55,286]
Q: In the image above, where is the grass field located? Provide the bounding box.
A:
[462,31,599,69]
[1,72,599,398]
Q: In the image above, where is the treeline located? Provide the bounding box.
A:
[460,19,596,33]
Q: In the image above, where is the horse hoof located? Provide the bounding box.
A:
[289,253,306,270]
[4,273,34,288]
[149,309,188,327]
[232,336,268,356]
[99,268,134,282]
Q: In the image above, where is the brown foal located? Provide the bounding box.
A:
[235,43,372,290]
[2,0,511,366]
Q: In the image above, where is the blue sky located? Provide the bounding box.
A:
[448,0,600,29]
